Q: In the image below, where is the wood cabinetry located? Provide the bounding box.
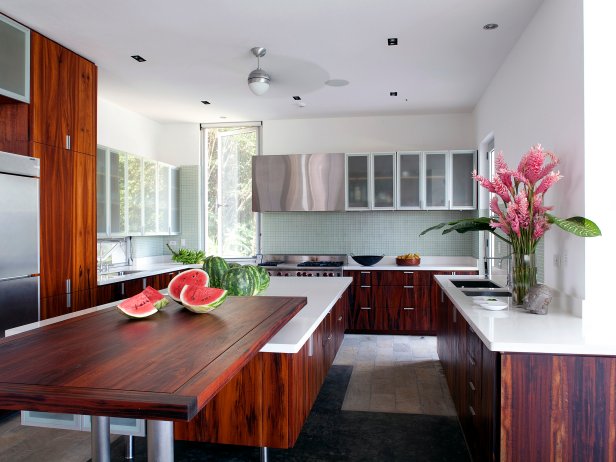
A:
[346,269,475,334]
[175,292,348,449]
[30,31,96,155]
[96,270,180,306]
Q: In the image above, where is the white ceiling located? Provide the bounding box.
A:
[1,0,543,123]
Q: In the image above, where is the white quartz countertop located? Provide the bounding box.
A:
[344,255,478,271]
[97,262,203,286]
[437,275,616,356]
[258,277,352,353]
[8,276,351,356]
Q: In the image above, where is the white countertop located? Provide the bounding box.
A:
[97,262,203,285]
[437,275,616,356]
[344,255,479,271]
[8,276,352,356]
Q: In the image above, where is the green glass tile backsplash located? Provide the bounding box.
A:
[261,211,478,256]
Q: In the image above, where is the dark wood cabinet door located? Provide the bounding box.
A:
[96,283,122,306]
[123,278,147,298]
[71,151,97,292]
[30,32,73,150]
[349,285,374,331]
[36,143,73,299]
[71,55,97,156]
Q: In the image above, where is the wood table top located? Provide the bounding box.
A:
[0,295,306,421]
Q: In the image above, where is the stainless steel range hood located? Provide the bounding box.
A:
[252,153,345,211]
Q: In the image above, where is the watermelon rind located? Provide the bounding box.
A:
[168,269,209,302]
[222,266,258,296]
[180,285,228,313]
[142,286,169,310]
[203,256,229,289]
[117,293,159,319]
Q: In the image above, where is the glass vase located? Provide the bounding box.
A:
[511,252,537,306]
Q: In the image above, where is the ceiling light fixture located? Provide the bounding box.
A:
[325,79,350,87]
[131,55,146,62]
[390,91,398,96]
[388,38,398,46]
[483,23,499,30]
[247,47,271,96]
[201,100,211,105]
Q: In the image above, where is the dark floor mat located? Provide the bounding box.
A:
[104,365,470,461]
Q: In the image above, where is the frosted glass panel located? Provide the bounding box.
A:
[373,154,394,208]
[425,153,447,208]
[347,155,369,208]
[110,151,126,235]
[451,152,475,207]
[169,168,180,234]
[96,148,107,235]
[126,155,143,234]
[158,165,170,234]
[398,153,421,208]
[143,160,157,233]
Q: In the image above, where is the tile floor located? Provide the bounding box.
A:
[0,334,454,461]
[334,334,456,415]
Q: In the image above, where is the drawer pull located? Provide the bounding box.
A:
[403,307,415,311]
[469,357,476,367]
[327,334,333,341]
[337,316,343,321]
[360,271,371,274]
[360,307,371,310]
[361,285,371,288]
[469,405,476,416]
[403,271,414,274]
[404,285,414,289]
[468,381,476,391]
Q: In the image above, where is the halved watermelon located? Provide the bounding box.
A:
[142,286,169,310]
[117,293,159,319]
[180,285,228,313]
[168,269,209,302]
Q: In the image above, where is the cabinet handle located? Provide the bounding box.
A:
[142,278,147,290]
[469,357,476,367]
[403,307,415,311]
[338,316,343,322]
[404,285,414,289]
[441,291,444,303]
[65,135,71,150]
[360,271,371,274]
[360,285,371,288]
[452,271,456,276]
[468,381,476,391]
[65,279,71,294]
[120,282,125,296]
[360,307,371,310]
[308,335,314,357]
[403,271,414,274]
[327,334,333,341]
[469,405,476,416]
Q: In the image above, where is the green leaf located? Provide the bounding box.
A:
[420,217,511,245]
[547,214,602,237]
[419,222,448,236]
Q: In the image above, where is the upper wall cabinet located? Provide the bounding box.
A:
[0,13,30,103]
[30,31,96,155]
[345,152,396,210]
[97,146,180,237]
[347,150,476,211]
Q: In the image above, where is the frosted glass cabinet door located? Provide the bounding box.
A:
[451,150,476,209]
[158,165,170,234]
[424,152,448,209]
[96,147,108,236]
[169,167,180,234]
[372,153,395,209]
[143,160,157,234]
[397,152,421,209]
[109,150,126,235]
[346,153,370,209]
[126,155,143,234]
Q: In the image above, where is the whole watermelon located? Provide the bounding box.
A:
[249,265,270,293]
[203,256,229,289]
[228,262,241,269]
[222,266,258,296]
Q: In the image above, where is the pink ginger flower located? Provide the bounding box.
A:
[473,171,511,203]
[532,194,554,215]
[535,150,559,182]
[472,171,496,193]
[506,202,521,237]
[532,215,550,240]
[490,197,511,235]
[518,144,548,184]
[510,169,530,186]
[536,171,562,195]
[494,153,514,189]
[514,190,530,229]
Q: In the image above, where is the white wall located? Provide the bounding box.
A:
[98,98,200,166]
[263,113,475,155]
[473,0,584,300]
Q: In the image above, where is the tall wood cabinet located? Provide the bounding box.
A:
[29,31,97,319]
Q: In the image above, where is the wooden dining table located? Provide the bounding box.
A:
[0,295,306,461]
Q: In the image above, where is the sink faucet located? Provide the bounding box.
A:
[483,255,512,287]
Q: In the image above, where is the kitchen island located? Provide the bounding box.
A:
[435,274,616,462]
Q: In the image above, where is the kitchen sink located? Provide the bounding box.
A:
[461,289,512,297]
[99,270,143,278]
[452,280,502,289]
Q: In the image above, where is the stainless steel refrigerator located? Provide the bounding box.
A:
[0,151,40,337]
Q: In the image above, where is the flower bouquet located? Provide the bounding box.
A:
[421,144,601,307]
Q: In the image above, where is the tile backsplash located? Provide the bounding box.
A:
[261,210,478,256]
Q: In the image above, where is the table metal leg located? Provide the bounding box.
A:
[147,420,174,462]
[125,435,134,460]
[91,416,111,462]
[260,446,269,462]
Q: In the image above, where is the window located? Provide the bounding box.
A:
[201,124,260,258]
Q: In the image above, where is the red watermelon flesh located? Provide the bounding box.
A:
[168,269,209,302]
[180,285,228,313]
[117,293,159,319]
[142,286,169,310]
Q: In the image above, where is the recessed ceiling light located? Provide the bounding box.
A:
[292,96,301,101]
[483,23,499,30]
[201,101,211,105]
[220,116,227,119]
[388,38,398,46]
[390,91,398,96]
[325,79,350,87]
[131,55,146,62]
